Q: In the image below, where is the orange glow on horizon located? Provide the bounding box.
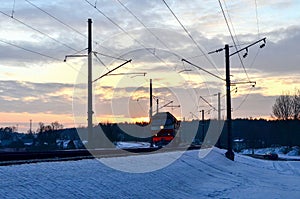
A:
[0,112,74,124]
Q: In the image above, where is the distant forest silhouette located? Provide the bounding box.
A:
[1,119,299,152]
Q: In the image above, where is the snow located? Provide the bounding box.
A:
[241,146,300,160]
[115,141,151,149]
[0,148,300,198]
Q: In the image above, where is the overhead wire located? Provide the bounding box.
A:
[93,52,109,71]
[116,0,183,71]
[220,1,262,111]
[25,0,134,77]
[161,0,222,77]
[24,0,86,38]
[24,0,118,59]
[0,10,78,52]
[222,0,246,81]
[248,0,261,70]
[218,0,251,83]
[234,0,262,111]
[11,0,16,18]
[159,0,225,118]
[234,86,255,111]
[254,0,260,39]
[0,39,84,76]
[93,51,128,61]
[0,39,60,61]
[83,0,177,70]
[116,0,171,51]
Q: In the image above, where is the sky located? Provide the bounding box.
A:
[0,0,300,132]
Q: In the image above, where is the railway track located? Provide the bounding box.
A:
[0,145,202,166]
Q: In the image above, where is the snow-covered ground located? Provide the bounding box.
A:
[1,148,300,198]
[241,146,300,160]
[115,141,151,149]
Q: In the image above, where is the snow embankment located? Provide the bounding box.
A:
[0,148,299,198]
[241,146,300,160]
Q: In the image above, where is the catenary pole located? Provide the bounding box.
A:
[225,44,234,161]
[149,79,153,122]
[87,18,93,147]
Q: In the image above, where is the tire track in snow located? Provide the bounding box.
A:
[273,161,300,176]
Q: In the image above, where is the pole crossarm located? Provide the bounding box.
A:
[199,96,217,111]
[182,59,225,81]
[64,54,87,62]
[178,69,192,73]
[230,37,266,57]
[165,105,180,108]
[231,81,256,86]
[93,59,132,83]
[208,48,225,54]
[159,101,173,109]
[93,51,128,61]
[105,72,146,76]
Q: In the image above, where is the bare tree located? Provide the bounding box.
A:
[51,121,63,130]
[37,122,45,133]
[272,90,300,120]
[292,89,300,120]
[272,93,293,120]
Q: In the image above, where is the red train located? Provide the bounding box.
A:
[151,112,180,146]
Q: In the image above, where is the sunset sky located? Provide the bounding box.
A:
[0,0,300,132]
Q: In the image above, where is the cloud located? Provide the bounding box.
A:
[0,0,300,122]
[0,80,74,114]
[232,93,277,118]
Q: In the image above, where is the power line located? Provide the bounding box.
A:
[222,0,240,47]
[24,0,120,64]
[11,0,16,18]
[0,39,84,76]
[182,59,225,81]
[93,51,128,61]
[24,0,86,38]
[218,0,251,83]
[0,39,60,61]
[254,0,260,39]
[222,0,250,83]
[0,10,78,52]
[25,0,125,73]
[161,0,222,76]
[83,0,175,70]
[116,0,171,51]
[234,86,254,111]
[93,52,109,71]
[199,96,217,111]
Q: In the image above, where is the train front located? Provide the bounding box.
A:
[150,112,180,147]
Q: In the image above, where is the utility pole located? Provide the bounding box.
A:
[225,44,234,161]
[202,110,205,141]
[218,92,221,121]
[183,37,266,161]
[87,18,93,147]
[217,92,222,148]
[30,119,32,134]
[156,98,159,114]
[64,19,132,148]
[224,38,266,161]
[149,79,153,122]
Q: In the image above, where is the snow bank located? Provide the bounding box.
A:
[115,141,151,149]
[0,148,299,198]
[241,146,300,156]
